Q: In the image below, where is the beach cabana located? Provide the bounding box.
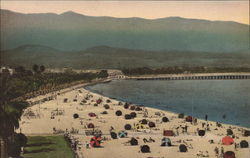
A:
[124,103,129,109]
[185,116,193,122]
[130,106,136,110]
[223,151,235,158]
[161,137,171,146]
[87,123,95,128]
[118,131,128,138]
[135,106,142,111]
[140,145,150,153]
[163,130,174,136]
[130,112,137,118]
[90,136,102,147]
[88,112,96,117]
[162,117,169,122]
[140,119,148,125]
[244,130,250,137]
[179,144,188,152]
[148,122,156,128]
[110,132,118,139]
[104,104,110,109]
[130,137,138,146]
[240,140,249,148]
[222,136,234,145]
[124,124,132,130]
[227,129,233,135]
[115,110,122,116]
[198,130,206,136]
[124,114,132,120]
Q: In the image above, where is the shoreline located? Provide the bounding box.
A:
[19,79,250,158]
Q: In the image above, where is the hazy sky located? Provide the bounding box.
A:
[1,1,249,24]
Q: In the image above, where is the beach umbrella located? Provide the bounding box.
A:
[140,145,150,153]
[104,104,110,109]
[87,123,95,128]
[94,103,98,107]
[73,99,77,102]
[185,116,193,122]
[106,99,111,103]
[124,103,129,109]
[115,110,122,116]
[118,131,128,138]
[140,119,148,125]
[223,151,236,158]
[130,106,136,110]
[161,137,171,146]
[135,106,142,111]
[222,136,234,145]
[240,140,249,148]
[130,137,138,146]
[110,132,118,139]
[88,112,96,117]
[162,117,169,122]
[198,130,206,136]
[163,130,174,136]
[178,113,184,118]
[124,114,132,120]
[134,123,145,130]
[179,144,188,152]
[244,130,250,137]
[130,112,137,118]
[90,136,102,147]
[124,124,132,130]
[73,113,79,119]
[118,102,123,105]
[148,122,156,128]
[227,129,233,135]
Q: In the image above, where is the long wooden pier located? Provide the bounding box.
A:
[127,73,250,80]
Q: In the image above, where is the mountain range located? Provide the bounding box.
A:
[1,9,249,53]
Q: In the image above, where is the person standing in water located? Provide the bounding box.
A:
[205,114,208,121]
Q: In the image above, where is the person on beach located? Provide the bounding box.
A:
[214,147,219,155]
[205,114,208,121]
[220,147,224,155]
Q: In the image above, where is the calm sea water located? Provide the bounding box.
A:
[85,80,250,128]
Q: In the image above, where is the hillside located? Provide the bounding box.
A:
[1,45,250,69]
[1,9,249,53]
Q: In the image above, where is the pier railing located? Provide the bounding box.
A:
[127,73,250,80]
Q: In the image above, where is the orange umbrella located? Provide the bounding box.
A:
[222,136,234,145]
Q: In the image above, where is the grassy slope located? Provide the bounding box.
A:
[24,136,74,158]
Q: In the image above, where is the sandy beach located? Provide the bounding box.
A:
[18,82,250,158]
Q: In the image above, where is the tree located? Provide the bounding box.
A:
[40,65,45,73]
[32,64,39,73]
[0,75,29,157]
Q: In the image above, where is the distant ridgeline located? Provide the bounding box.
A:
[122,67,250,76]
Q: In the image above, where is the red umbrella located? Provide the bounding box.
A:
[222,136,234,145]
[90,136,102,147]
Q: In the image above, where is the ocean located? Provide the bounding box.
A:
[85,79,250,128]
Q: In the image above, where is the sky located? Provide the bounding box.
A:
[1,1,249,25]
